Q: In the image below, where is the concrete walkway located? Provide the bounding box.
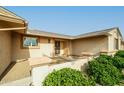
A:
[0,77,31,86]
[0,61,31,84]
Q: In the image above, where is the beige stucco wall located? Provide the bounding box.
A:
[68,40,72,54]
[0,31,11,75]
[11,33,30,61]
[121,42,124,50]
[11,33,55,62]
[11,33,70,62]
[108,29,122,51]
[59,40,70,56]
[71,35,108,56]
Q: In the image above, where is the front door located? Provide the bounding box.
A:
[55,41,60,55]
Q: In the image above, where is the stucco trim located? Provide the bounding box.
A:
[0,14,25,24]
[0,27,26,31]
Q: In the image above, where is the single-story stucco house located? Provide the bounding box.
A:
[0,7,124,79]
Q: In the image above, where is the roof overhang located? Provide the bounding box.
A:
[0,7,28,33]
[116,27,123,40]
[26,30,73,39]
[26,28,115,40]
[73,32,111,40]
[0,14,25,24]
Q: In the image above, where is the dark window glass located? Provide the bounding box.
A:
[48,39,51,43]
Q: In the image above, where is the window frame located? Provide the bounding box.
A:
[21,35,40,49]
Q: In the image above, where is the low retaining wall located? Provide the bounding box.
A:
[31,58,89,86]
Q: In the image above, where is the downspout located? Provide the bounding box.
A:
[23,20,28,34]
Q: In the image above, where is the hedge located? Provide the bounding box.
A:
[43,68,95,86]
[88,55,123,85]
[112,56,124,69]
[115,50,124,57]
[95,54,113,65]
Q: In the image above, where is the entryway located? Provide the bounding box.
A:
[55,41,61,55]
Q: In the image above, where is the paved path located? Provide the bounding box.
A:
[0,61,31,84]
[0,77,32,86]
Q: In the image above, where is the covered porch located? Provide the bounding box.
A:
[0,7,27,76]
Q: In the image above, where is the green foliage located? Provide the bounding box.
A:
[95,54,113,65]
[88,55,123,85]
[112,56,124,69]
[88,76,96,85]
[43,52,124,86]
[113,50,124,69]
[115,50,124,57]
[43,68,95,86]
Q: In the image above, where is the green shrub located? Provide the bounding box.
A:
[94,54,124,69]
[95,54,113,65]
[115,50,124,57]
[43,68,95,86]
[112,56,124,69]
[88,58,122,85]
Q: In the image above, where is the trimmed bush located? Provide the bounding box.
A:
[88,56,123,85]
[112,56,124,69]
[115,50,124,57]
[43,68,95,86]
[95,54,113,65]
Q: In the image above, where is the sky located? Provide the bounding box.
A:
[5,6,124,36]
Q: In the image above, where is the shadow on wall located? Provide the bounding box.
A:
[11,32,30,62]
[0,31,30,83]
[0,31,14,76]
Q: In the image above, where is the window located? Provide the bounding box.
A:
[22,36,39,48]
[114,38,119,50]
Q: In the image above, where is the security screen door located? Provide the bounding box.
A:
[55,41,60,55]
